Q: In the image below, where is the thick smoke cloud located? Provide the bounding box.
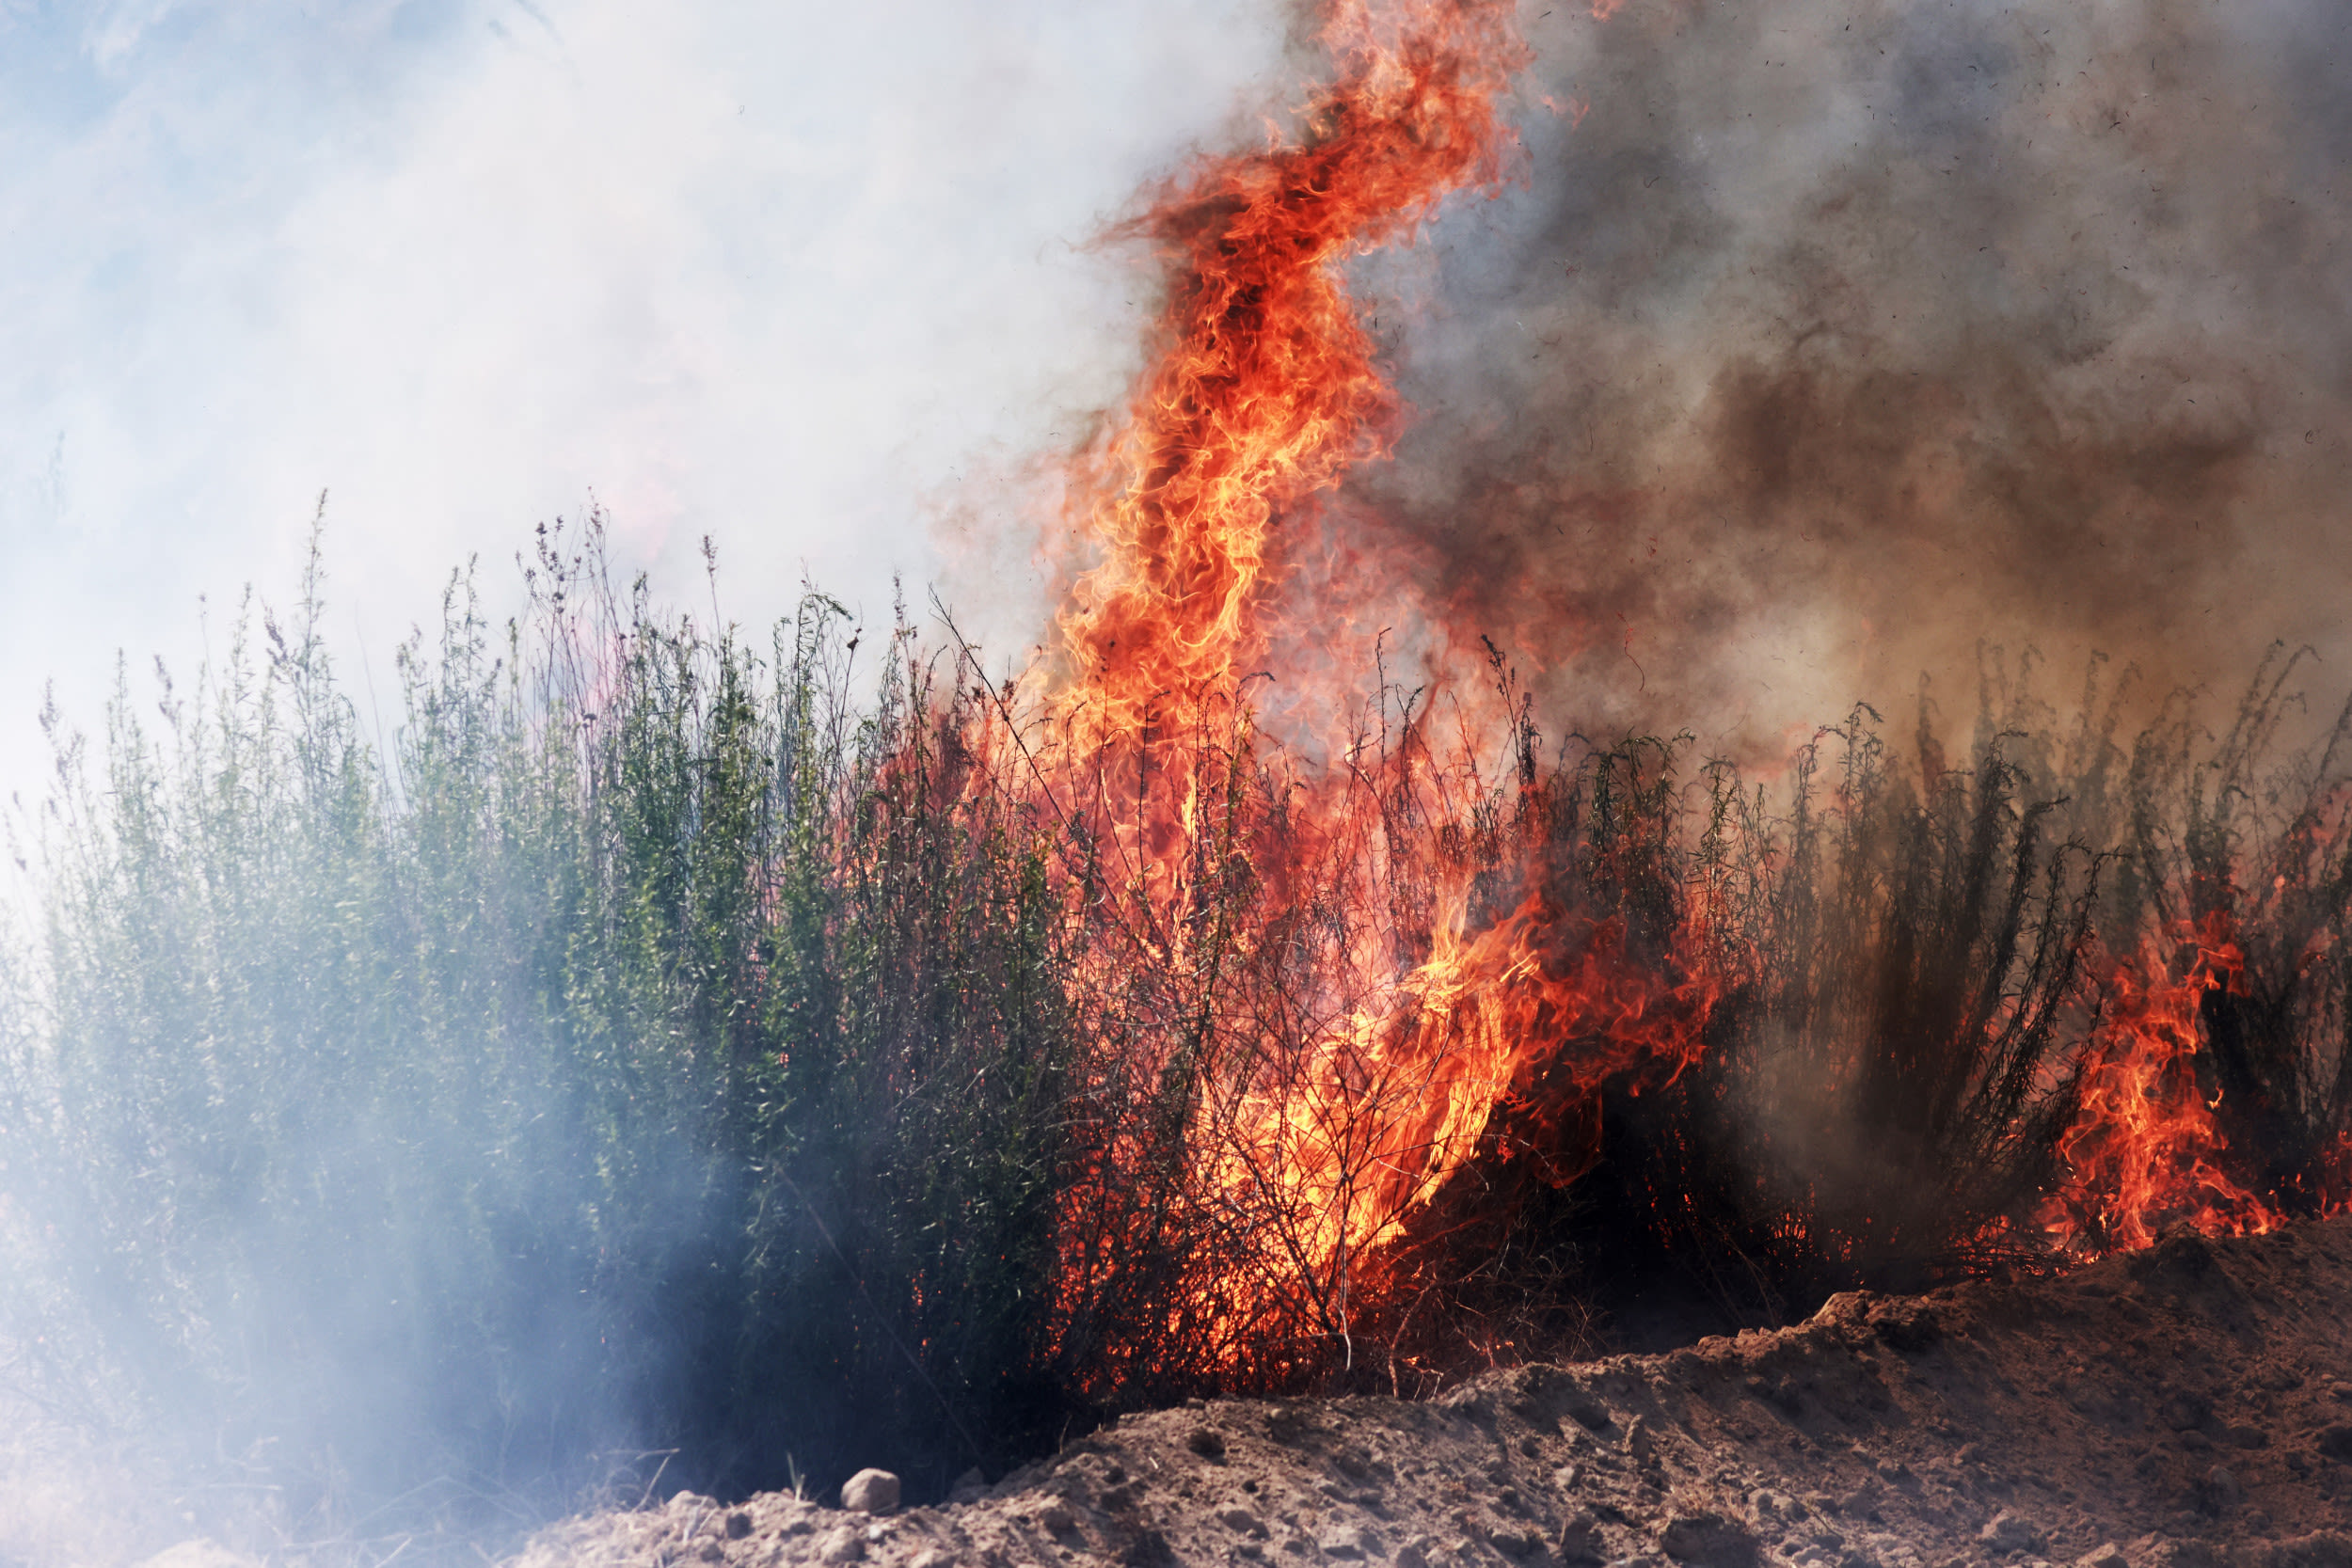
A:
[1344,0,2352,752]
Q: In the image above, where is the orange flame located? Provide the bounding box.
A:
[1022,0,1745,1377]
[2041,915,2284,1257]
[1015,0,2334,1388]
[1201,890,1717,1306]
[1057,0,1522,754]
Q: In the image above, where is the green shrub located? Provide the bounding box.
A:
[6,522,2349,1562]
[0,521,1077,1552]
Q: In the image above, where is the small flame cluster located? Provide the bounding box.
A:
[2040,917,2289,1256]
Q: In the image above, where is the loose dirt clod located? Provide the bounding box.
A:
[506,1217,2352,1568]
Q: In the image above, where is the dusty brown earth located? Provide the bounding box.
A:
[503,1217,2352,1568]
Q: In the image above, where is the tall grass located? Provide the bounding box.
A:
[0,522,1074,1551]
[3,523,2348,1559]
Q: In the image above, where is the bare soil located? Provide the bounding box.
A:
[504,1217,2352,1568]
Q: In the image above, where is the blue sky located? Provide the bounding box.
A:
[0,0,1293,816]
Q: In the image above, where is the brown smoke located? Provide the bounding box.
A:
[1332,0,2352,752]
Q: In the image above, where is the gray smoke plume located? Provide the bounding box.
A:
[1343,0,2352,752]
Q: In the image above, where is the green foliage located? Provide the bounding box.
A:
[0,521,1073,1551]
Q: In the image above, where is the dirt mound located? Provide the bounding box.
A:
[506,1218,2352,1568]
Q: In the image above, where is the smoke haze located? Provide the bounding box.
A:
[1336,0,2352,752]
[0,0,1293,817]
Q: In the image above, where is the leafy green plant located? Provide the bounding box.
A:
[5,523,2349,1566]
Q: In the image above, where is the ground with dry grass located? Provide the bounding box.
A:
[496,1218,2352,1568]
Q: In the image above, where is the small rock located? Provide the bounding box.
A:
[1218,1507,1268,1537]
[1626,1418,1658,1461]
[1660,1512,1760,1566]
[909,1553,951,1568]
[2222,1423,2268,1449]
[947,1466,987,1504]
[1562,1511,1606,1563]
[724,1512,752,1540]
[2317,1424,2352,1461]
[697,1542,723,1562]
[1319,1524,1382,1560]
[1981,1512,2045,1554]
[839,1468,901,1514]
[2075,1544,2128,1568]
[2198,1465,2244,1513]
[817,1525,866,1564]
[1556,1464,1585,1491]
[1186,1424,1229,1461]
[1487,1527,1544,1560]
[1037,1502,1078,1534]
[1395,1538,1434,1568]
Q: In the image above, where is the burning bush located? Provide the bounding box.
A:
[6,524,2352,1552]
[6,0,2352,1554]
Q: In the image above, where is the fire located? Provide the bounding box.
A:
[1009,0,2340,1392]
[1201,890,1716,1310]
[2041,916,2285,1257]
[1057,0,1522,756]
[1024,0,1741,1379]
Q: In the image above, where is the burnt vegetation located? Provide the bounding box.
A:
[3,525,2349,1557]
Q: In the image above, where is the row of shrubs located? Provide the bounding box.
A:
[2,526,1075,1549]
[3,521,2347,1557]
